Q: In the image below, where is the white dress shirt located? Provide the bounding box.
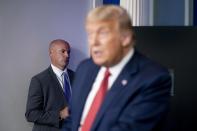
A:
[51,64,71,92]
[79,48,134,130]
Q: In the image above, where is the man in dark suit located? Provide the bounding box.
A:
[71,5,172,131]
[25,39,74,131]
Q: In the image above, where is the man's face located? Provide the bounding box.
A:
[50,42,70,70]
[86,20,126,67]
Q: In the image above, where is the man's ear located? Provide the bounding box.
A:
[49,49,53,56]
[121,31,132,47]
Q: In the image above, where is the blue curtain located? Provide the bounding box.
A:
[103,0,120,5]
[194,0,197,26]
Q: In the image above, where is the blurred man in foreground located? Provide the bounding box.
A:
[71,5,171,131]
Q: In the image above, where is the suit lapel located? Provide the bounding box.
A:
[67,69,74,84]
[91,51,140,130]
[48,66,66,100]
[74,64,100,129]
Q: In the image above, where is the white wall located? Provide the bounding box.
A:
[0,0,90,131]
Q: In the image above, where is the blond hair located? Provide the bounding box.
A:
[86,5,133,33]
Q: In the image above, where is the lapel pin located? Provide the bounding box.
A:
[121,79,128,86]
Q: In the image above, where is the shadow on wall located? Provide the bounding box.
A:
[69,47,88,71]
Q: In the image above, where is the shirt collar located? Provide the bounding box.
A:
[106,48,134,76]
[51,64,67,78]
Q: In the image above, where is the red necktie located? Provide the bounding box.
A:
[81,68,111,131]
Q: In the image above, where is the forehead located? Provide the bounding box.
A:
[86,20,119,31]
[53,42,70,50]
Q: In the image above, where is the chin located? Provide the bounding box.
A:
[93,59,108,67]
[93,59,103,66]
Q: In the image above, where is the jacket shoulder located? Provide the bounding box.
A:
[77,58,96,69]
[75,58,98,78]
[32,67,52,81]
[136,51,169,73]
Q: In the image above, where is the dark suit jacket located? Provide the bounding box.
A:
[71,50,171,131]
[25,66,74,131]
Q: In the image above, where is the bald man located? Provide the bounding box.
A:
[25,39,74,131]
